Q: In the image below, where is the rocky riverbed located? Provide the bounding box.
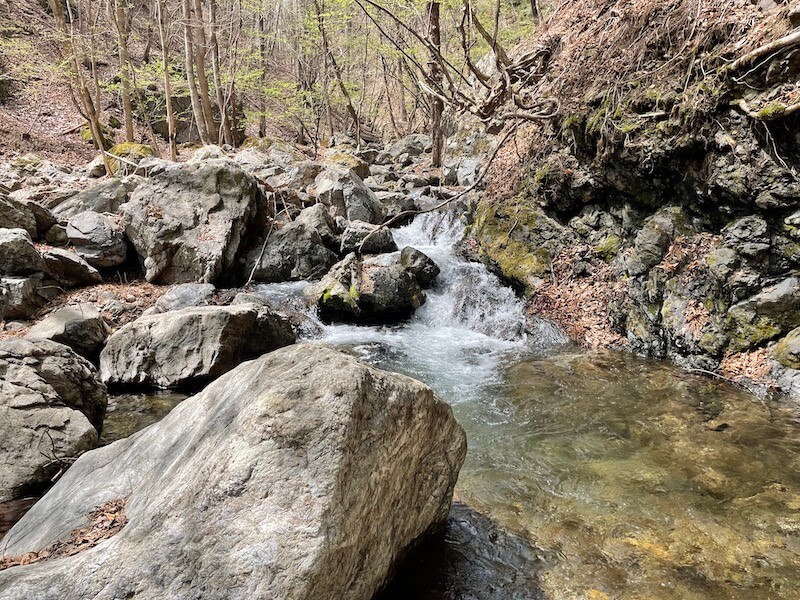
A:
[1,124,800,598]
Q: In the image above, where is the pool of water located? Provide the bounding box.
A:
[452,350,800,599]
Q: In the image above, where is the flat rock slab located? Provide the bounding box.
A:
[0,344,466,600]
[99,304,295,389]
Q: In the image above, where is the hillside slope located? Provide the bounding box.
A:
[472,0,800,395]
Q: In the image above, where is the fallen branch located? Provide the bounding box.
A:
[357,125,518,256]
[724,29,800,74]
[60,122,85,135]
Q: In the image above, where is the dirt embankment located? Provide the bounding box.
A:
[471,0,800,396]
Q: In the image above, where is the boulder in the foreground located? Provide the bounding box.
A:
[309,253,426,323]
[25,304,109,359]
[0,344,466,600]
[121,159,259,284]
[99,304,295,388]
[0,339,107,502]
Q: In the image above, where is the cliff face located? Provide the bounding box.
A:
[469,0,800,395]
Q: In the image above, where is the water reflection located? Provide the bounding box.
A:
[101,391,187,445]
[453,350,800,600]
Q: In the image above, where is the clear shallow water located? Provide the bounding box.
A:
[316,214,800,599]
[86,212,800,599]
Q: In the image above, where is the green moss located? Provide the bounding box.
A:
[619,121,640,134]
[348,284,359,300]
[594,233,623,260]
[470,198,558,292]
[107,143,156,174]
[758,102,787,120]
[727,316,784,353]
[79,124,113,150]
[241,136,275,150]
[772,328,800,370]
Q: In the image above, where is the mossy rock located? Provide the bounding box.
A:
[470,197,569,292]
[80,124,114,150]
[107,143,156,174]
[326,150,369,179]
[593,233,623,260]
[727,313,796,353]
[12,154,42,172]
[241,136,275,150]
[772,328,800,370]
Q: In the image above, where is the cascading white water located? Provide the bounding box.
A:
[252,211,566,405]
[319,212,555,405]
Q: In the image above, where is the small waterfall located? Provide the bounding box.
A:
[254,211,566,405]
[319,211,554,405]
[392,212,528,342]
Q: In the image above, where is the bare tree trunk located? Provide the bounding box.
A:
[258,5,267,138]
[112,0,135,142]
[49,0,112,175]
[192,0,218,143]
[428,0,443,166]
[209,0,232,145]
[312,0,361,145]
[182,0,211,144]
[156,0,177,159]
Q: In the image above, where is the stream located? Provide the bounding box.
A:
[68,213,800,597]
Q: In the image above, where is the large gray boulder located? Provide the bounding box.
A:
[0,276,59,320]
[25,304,109,359]
[0,196,38,238]
[66,211,127,268]
[0,344,466,600]
[295,203,340,250]
[309,253,426,323]
[99,304,295,388]
[315,167,386,224]
[41,248,103,287]
[0,228,46,275]
[0,339,107,502]
[53,178,130,220]
[245,220,338,283]
[121,159,259,284]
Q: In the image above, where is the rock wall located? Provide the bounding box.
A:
[469,0,800,396]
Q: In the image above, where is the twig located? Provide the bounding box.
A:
[357,125,518,255]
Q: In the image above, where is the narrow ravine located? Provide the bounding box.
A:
[95,210,800,599]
